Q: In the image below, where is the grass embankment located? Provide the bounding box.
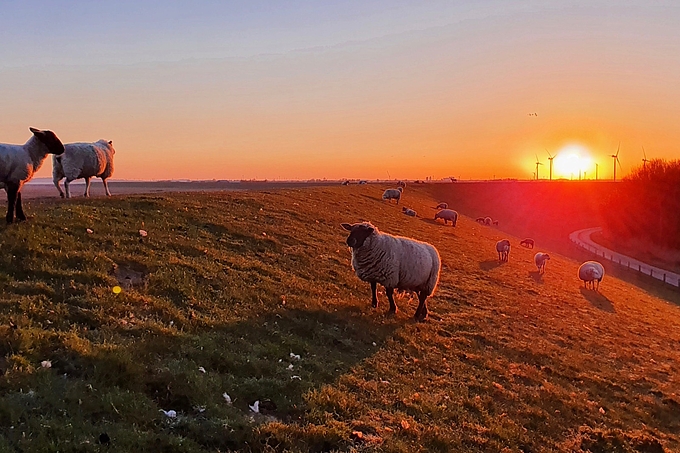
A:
[0,186,678,452]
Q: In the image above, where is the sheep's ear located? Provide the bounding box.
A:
[341,223,353,231]
[29,127,41,135]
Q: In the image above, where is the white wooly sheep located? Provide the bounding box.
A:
[53,140,115,198]
[578,261,605,291]
[402,207,417,217]
[484,216,492,226]
[496,239,511,262]
[534,252,550,274]
[382,187,403,204]
[0,127,64,223]
[341,222,440,321]
[434,209,458,226]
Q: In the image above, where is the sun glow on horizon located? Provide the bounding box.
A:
[553,145,594,179]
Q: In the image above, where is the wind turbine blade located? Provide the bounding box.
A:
[617,157,622,170]
[615,142,620,158]
[642,145,647,160]
[545,148,553,158]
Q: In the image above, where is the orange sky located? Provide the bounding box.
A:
[1,2,679,181]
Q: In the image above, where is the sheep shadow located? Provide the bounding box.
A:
[528,271,544,284]
[359,194,386,203]
[480,260,502,271]
[579,287,615,313]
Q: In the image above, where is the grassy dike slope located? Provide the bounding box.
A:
[0,186,678,452]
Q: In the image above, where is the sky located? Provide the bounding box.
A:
[1,0,679,181]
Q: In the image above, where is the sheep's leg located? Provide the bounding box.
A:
[415,291,428,322]
[84,177,91,197]
[385,288,398,314]
[102,178,112,196]
[53,176,64,198]
[370,281,379,308]
[15,192,26,221]
[64,179,72,199]
[5,184,18,224]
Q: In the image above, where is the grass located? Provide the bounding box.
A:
[0,185,678,452]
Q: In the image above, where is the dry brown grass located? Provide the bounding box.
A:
[0,185,678,452]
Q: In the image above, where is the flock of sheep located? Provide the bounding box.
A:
[343,181,606,321]
[0,127,116,223]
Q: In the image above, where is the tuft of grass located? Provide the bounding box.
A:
[0,186,676,452]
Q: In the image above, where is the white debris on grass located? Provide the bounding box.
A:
[249,401,259,413]
[291,375,301,380]
[139,229,148,237]
[287,364,294,370]
[41,360,52,368]
[198,367,206,373]
[289,353,300,360]
[86,228,93,234]
[222,393,232,405]
[160,409,177,418]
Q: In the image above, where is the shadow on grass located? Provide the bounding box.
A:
[479,260,501,271]
[0,306,398,452]
[528,271,544,283]
[580,287,615,313]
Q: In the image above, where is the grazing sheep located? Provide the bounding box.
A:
[382,187,403,204]
[0,127,64,223]
[578,261,605,291]
[484,216,492,226]
[496,239,511,262]
[358,180,368,185]
[341,180,350,186]
[520,238,535,248]
[534,252,550,274]
[402,207,417,217]
[397,180,406,189]
[341,222,440,321]
[434,209,458,226]
[53,139,116,198]
[492,220,499,226]
[434,202,448,209]
[476,217,486,224]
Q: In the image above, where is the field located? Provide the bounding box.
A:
[0,185,679,452]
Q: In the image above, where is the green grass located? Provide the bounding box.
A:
[0,186,678,452]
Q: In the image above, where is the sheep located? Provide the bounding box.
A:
[578,261,605,291]
[358,180,368,185]
[341,180,350,186]
[434,202,448,209]
[476,217,486,224]
[53,139,116,198]
[520,238,535,248]
[0,127,64,223]
[534,252,550,274]
[492,220,499,226]
[402,207,417,217]
[434,209,458,226]
[496,239,511,262]
[397,180,406,189]
[484,216,492,226]
[382,187,403,204]
[341,222,440,321]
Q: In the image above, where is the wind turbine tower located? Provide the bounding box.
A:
[546,149,555,181]
[642,146,650,170]
[611,143,622,181]
[535,154,543,180]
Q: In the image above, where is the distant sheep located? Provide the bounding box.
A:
[476,217,486,224]
[359,180,368,185]
[534,252,550,274]
[484,216,492,226]
[0,127,64,223]
[520,238,535,248]
[382,187,403,204]
[578,261,605,291]
[492,220,499,226]
[397,181,406,189]
[434,202,448,209]
[402,207,417,217]
[341,180,350,186]
[434,209,458,226]
[496,239,511,262]
[341,222,440,321]
[53,140,116,198]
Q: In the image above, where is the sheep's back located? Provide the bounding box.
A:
[62,143,111,179]
[0,144,30,183]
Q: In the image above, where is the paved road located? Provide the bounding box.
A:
[569,227,680,287]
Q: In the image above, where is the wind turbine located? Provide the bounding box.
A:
[535,154,543,180]
[595,163,599,180]
[545,149,556,181]
[611,143,622,181]
[642,146,650,170]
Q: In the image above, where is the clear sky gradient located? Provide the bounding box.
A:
[1,1,679,181]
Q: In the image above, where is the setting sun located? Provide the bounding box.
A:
[553,145,593,179]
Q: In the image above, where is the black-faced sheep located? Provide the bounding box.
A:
[534,252,550,274]
[434,209,458,226]
[53,140,116,198]
[341,222,440,321]
[434,202,448,209]
[382,187,403,204]
[484,216,492,226]
[578,261,605,291]
[496,239,511,262]
[402,207,417,217]
[0,127,64,223]
[520,238,535,248]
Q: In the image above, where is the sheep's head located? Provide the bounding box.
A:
[341,222,376,248]
[29,127,64,155]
